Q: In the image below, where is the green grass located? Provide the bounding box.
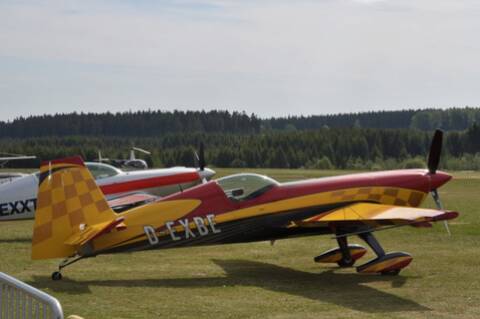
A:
[1,169,479,318]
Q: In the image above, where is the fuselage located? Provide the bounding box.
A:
[0,163,215,221]
[90,169,452,256]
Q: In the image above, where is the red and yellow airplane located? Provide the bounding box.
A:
[31,130,458,280]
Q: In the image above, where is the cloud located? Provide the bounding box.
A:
[0,0,479,120]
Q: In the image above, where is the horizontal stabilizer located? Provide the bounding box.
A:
[64,217,125,246]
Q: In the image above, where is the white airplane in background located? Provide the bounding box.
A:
[96,147,151,170]
[0,147,215,221]
[0,153,36,166]
[0,154,37,184]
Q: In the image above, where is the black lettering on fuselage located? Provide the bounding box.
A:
[10,201,21,214]
[0,203,9,216]
[0,199,36,217]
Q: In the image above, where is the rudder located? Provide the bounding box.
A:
[32,156,116,259]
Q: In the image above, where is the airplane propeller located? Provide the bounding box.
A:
[130,147,151,161]
[427,129,450,235]
[96,150,110,163]
[132,147,152,156]
[427,129,443,174]
[431,189,451,236]
[194,142,209,183]
[194,142,206,171]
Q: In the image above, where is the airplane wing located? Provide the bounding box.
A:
[296,203,458,230]
[0,156,36,161]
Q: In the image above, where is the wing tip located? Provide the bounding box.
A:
[431,211,459,222]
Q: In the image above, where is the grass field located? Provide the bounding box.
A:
[1,168,479,319]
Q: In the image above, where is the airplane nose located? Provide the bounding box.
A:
[429,171,452,190]
[199,168,216,181]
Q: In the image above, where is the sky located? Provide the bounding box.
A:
[1,0,479,120]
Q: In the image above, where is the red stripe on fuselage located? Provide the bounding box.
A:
[161,169,449,219]
[100,172,200,195]
[279,169,433,199]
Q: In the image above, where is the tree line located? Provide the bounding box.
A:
[1,107,480,137]
[2,124,480,170]
[265,107,480,131]
[0,110,261,137]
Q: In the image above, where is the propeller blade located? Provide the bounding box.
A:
[443,220,451,236]
[193,151,200,168]
[132,147,151,155]
[199,142,205,171]
[431,189,451,236]
[427,129,443,174]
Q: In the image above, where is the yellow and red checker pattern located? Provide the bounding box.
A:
[328,186,425,207]
[32,163,115,259]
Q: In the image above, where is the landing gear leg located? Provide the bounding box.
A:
[314,234,367,267]
[336,236,354,267]
[358,232,385,257]
[51,255,84,281]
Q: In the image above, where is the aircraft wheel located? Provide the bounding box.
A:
[380,269,401,276]
[337,257,355,267]
[51,272,63,281]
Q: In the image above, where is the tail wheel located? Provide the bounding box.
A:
[51,271,63,281]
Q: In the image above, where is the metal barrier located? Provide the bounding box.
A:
[0,272,63,319]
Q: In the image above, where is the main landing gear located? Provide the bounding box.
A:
[314,232,412,275]
[51,255,84,281]
[314,236,367,267]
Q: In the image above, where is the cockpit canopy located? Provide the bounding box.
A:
[85,162,122,180]
[216,173,279,201]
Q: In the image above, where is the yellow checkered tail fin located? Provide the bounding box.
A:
[32,156,117,260]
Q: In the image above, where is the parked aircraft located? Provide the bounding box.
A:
[29,131,458,280]
[0,172,28,184]
[0,154,215,221]
[0,153,36,167]
[96,147,151,170]
[0,154,37,184]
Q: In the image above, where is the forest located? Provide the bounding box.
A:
[1,107,480,137]
[1,118,479,170]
